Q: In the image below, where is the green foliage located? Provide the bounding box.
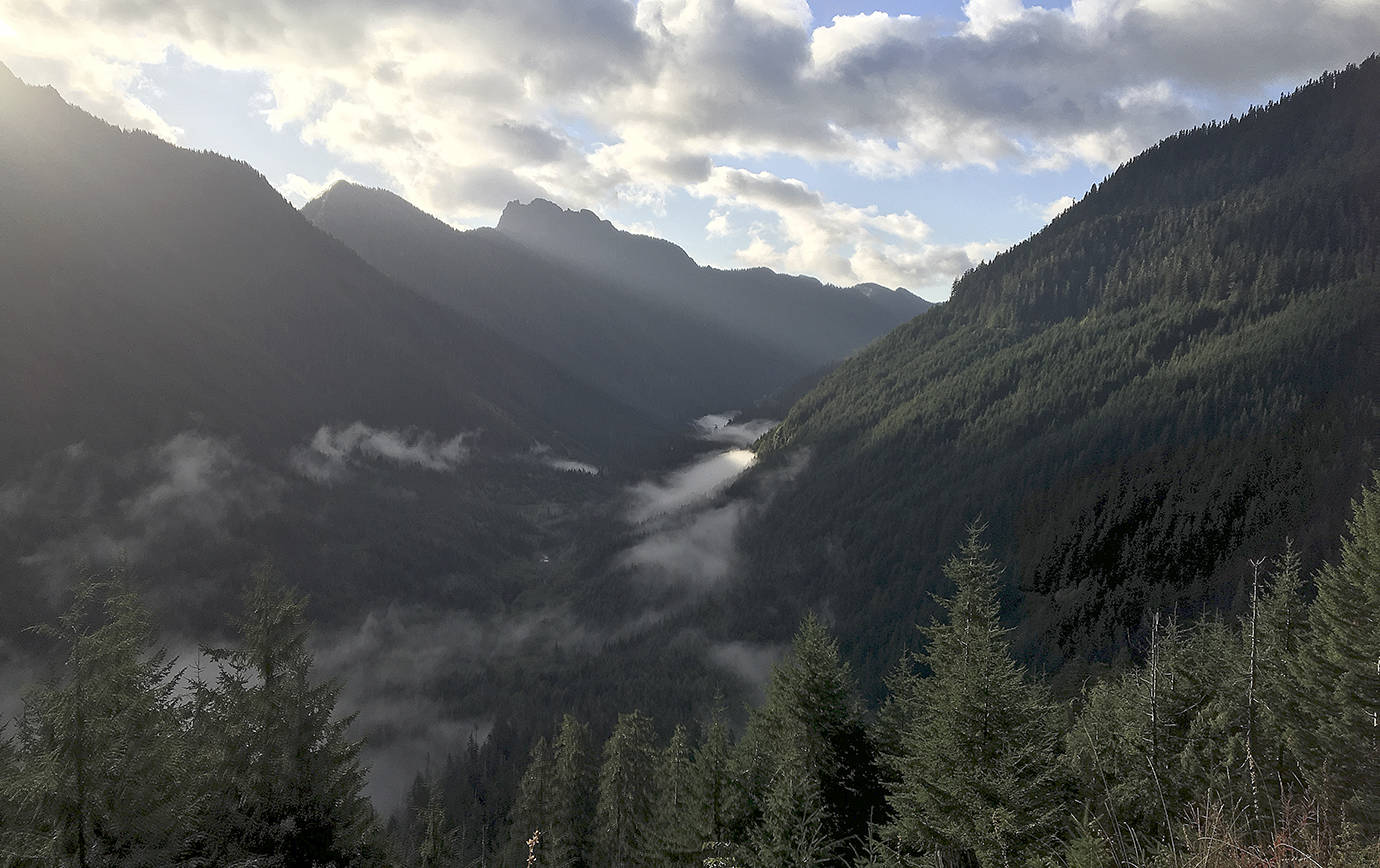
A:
[192,566,380,867]
[595,710,658,867]
[547,714,597,868]
[885,526,1065,866]
[513,735,554,862]
[1,567,384,867]
[3,574,194,867]
[746,57,1380,680]
[650,724,701,867]
[738,615,885,866]
[1288,471,1380,831]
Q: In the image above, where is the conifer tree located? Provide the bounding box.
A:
[595,710,658,867]
[739,614,883,866]
[692,704,737,861]
[1255,541,1307,806]
[651,724,701,867]
[547,713,597,868]
[513,735,554,863]
[1289,471,1380,831]
[4,575,193,868]
[886,524,1064,867]
[194,566,380,867]
[416,773,457,868]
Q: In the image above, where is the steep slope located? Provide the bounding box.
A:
[0,65,658,469]
[745,57,1380,675]
[494,198,932,370]
[302,183,811,423]
[0,65,668,636]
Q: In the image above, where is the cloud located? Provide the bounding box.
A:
[529,443,600,475]
[314,603,600,807]
[626,448,755,524]
[12,433,281,586]
[618,445,809,590]
[3,0,1377,288]
[707,639,785,697]
[620,500,750,588]
[1040,194,1076,222]
[693,413,777,447]
[291,423,473,482]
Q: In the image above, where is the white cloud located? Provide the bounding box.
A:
[278,169,357,206]
[291,423,473,482]
[2,0,1376,292]
[1041,194,1076,222]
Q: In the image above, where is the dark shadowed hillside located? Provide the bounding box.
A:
[304,185,929,426]
[0,66,660,470]
[0,64,673,637]
[495,198,931,369]
[744,57,1380,678]
[303,183,806,423]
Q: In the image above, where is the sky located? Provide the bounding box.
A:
[1,0,1377,300]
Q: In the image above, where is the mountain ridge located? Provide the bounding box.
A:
[304,181,929,425]
[741,56,1380,679]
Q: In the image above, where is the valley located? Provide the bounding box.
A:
[1,19,1379,868]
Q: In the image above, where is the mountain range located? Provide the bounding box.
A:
[303,183,928,425]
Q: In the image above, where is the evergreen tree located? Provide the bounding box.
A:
[739,614,884,866]
[416,773,457,868]
[194,566,380,867]
[595,710,658,867]
[4,575,194,868]
[547,714,597,868]
[886,524,1064,867]
[1289,471,1380,831]
[513,735,554,863]
[691,704,737,863]
[1255,541,1307,807]
[651,724,701,867]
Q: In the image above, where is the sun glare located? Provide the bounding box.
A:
[0,18,15,38]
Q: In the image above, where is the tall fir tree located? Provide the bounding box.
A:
[3,574,194,868]
[651,724,701,867]
[547,714,597,868]
[738,614,884,866]
[886,524,1065,867]
[193,566,380,867]
[692,703,738,862]
[513,735,554,864]
[1288,470,1380,831]
[595,710,658,867]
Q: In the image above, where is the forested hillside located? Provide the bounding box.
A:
[747,56,1380,675]
[10,472,1379,866]
[0,64,659,470]
[0,63,667,639]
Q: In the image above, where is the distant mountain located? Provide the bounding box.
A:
[0,64,664,632]
[302,183,797,423]
[739,57,1380,679]
[0,65,658,469]
[495,197,931,371]
[304,185,929,425]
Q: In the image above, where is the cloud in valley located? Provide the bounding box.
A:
[694,413,777,447]
[619,446,809,589]
[291,422,473,482]
[13,433,281,586]
[314,603,600,807]
[627,448,755,524]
